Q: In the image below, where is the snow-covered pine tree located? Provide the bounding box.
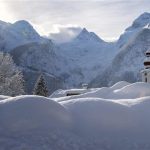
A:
[33,74,49,97]
[0,52,25,96]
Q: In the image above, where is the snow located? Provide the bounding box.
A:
[50,88,94,98]
[91,21,150,87]
[126,12,150,31]
[60,82,150,139]
[110,81,130,90]
[61,96,150,142]
[1,82,150,149]
[117,12,150,48]
[87,82,150,100]
[0,95,71,132]
[0,12,150,149]
[0,20,42,51]
[0,95,11,100]
[51,81,150,102]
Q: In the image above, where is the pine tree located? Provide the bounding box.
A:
[0,52,25,96]
[33,74,49,97]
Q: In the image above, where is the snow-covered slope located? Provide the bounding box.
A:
[60,82,150,139]
[10,41,66,94]
[0,20,43,51]
[55,12,150,87]
[56,28,117,87]
[0,19,67,93]
[74,28,105,43]
[0,95,71,132]
[62,96,150,140]
[1,82,150,149]
[117,12,150,48]
[0,95,11,101]
[11,41,58,74]
[51,81,150,102]
[91,13,150,87]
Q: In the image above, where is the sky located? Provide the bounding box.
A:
[0,0,150,42]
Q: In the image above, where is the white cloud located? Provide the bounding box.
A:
[0,0,149,41]
[0,2,15,22]
[48,24,82,43]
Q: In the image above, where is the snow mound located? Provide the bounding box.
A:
[94,82,150,99]
[0,95,71,132]
[59,81,150,138]
[0,95,11,100]
[110,81,130,90]
[62,96,150,138]
[113,82,150,99]
[52,82,150,102]
[88,82,150,100]
[50,88,93,98]
[1,82,150,149]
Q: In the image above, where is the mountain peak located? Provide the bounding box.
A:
[11,20,40,39]
[14,20,31,25]
[0,20,11,28]
[140,12,150,18]
[13,20,33,28]
[81,28,89,33]
[126,12,150,31]
[77,28,89,38]
[75,28,104,43]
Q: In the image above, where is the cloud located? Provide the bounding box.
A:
[48,24,82,43]
[0,0,149,41]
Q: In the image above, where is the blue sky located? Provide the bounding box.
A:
[0,0,150,41]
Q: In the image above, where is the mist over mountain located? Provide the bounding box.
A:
[49,25,82,44]
[55,27,117,87]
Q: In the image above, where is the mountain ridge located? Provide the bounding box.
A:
[0,12,149,92]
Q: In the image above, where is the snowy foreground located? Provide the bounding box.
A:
[1,81,150,150]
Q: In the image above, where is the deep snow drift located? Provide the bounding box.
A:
[0,95,71,132]
[52,81,150,102]
[0,95,11,100]
[1,81,150,150]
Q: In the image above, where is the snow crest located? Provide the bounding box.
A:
[1,82,150,149]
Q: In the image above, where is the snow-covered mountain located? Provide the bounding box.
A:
[0,12,150,91]
[10,40,67,94]
[91,13,150,87]
[56,28,117,87]
[117,12,150,48]
[56,12,150,87]
[74,28,105,43]
[0,20,65,93]
[0,20,42,51]
[0,20,117,89]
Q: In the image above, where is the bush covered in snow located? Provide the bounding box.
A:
[0,52,25,96]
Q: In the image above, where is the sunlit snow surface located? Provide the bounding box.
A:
[1,81,150,150]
